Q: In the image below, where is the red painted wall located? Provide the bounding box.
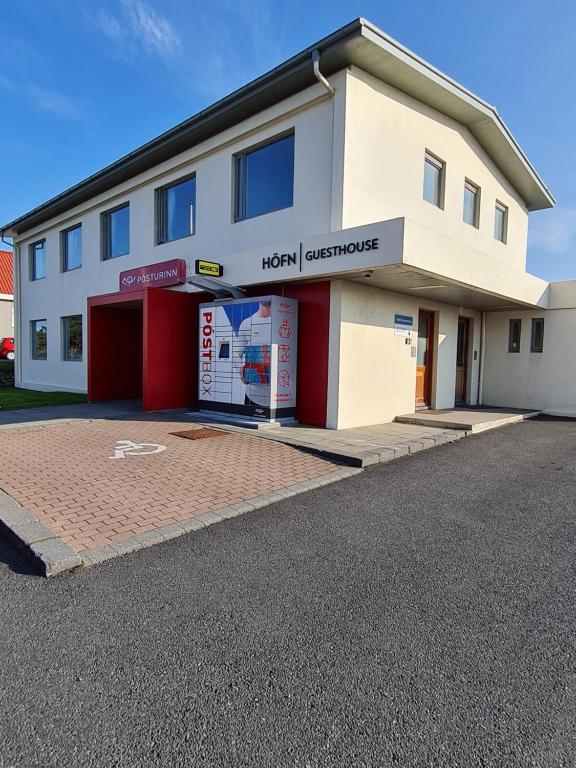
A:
[88,301,143,401]
[88,282,330,424]
[143,288,198,411]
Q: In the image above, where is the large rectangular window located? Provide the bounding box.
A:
[30,240,46,280]
[31,319,47,360]
[157,176,196,243]
[531,318,544,353]
[463,180,480,227]
[61,225,82,271]
[62,315,83,361]
[102,204,130,260]
[508,319,521,353]
[494,202,508,243]
[235,132,295,222]
[423,151,445,208]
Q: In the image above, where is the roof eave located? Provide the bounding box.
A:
[2,17,554,236]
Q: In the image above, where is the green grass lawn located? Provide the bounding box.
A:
[0,387,87,411]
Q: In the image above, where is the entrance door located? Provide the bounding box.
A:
[415,310,434,407]
[455,317,470,404]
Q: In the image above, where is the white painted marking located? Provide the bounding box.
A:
[108,439,168,460]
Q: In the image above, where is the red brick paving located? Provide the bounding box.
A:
[0,419,337,552]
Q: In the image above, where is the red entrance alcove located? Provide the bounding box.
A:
[88,287,201,411]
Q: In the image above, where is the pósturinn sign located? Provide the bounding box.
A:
[120,259,187,292]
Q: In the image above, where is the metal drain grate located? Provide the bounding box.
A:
[170,428,225,440]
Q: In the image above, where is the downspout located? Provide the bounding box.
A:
[312,49,335,96]
[0,231,20,386]
[477,310,486,406]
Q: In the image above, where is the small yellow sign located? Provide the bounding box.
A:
[195,259,223,277]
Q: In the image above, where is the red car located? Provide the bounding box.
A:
[0,337,15,361]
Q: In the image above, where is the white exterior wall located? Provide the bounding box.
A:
[483,303,576,416]
[0,298,13,339]
[327,280,481,429]
[15,77,345,392]
[341,67,530,272]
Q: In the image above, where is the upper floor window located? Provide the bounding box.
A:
[494,201,508,243]
[423,151,445,208]
[235,132,295,222]
[30,240,46,280]
[530,318,544,353]
[157,176,196,244]
[102,204,130,260]
[463,180,480,227]
[508,319,521,353]
[61,224,82,272]
[31,319,47,360]
[62,315,83,361]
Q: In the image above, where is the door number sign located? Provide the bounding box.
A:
[109,439,167,460]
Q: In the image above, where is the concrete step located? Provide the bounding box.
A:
[395,409,540,433]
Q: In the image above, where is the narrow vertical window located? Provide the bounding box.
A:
[508,319,521,352]
[463,180,480,227]
[530,318,544,353]
[30,240,46,280]
[102,204,130,260]
[62,315,83,361]
[235,132,295,221]
[31,319,48,360]
[494,202,508,243]
[423,151,445,208]
[61,225,82,271]
[157,176,196,244]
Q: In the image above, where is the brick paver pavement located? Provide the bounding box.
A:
[0,419,338,553]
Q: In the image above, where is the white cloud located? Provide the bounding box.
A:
[529,207,576,254]
[0,76,84,121]
[95,0,182,63]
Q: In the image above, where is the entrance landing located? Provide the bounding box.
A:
[189,419,467,468]
[396,407,540,433]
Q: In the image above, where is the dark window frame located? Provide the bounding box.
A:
[494,201,508,243]
[463,179,481,228]
[61,314,83,362]
[530,317,544,353]
[101,202,130,261]
[156,173,196,245]
[234,130,295,223]
[31,319,48,360]
[29,239,46,281]
[423,150,446,209]
[508,318,521,353]
[60,224,83,272]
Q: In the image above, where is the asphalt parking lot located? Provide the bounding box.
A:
[1,416,575,767]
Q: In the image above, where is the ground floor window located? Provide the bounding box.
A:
[62,315,83,361]
[31,319,48,360]
[530,318,544,353]
[508,319,521,352]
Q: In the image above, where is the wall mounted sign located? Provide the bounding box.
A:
[394,314,413,337]
[195,259,223,277]
[262,237,380,271]
[119,259,187,292]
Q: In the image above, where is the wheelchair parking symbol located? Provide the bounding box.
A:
[108,440,167,460]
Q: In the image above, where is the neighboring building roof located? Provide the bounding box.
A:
[0,250,13,297]
[1,18,554,237]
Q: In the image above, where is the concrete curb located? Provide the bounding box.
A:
[81,466,362,567]
[0,489,83,577]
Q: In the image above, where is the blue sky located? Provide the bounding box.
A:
[1,0,575,280]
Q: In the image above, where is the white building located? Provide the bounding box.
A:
[2,19,575,427]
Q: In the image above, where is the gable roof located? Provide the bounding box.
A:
[0,250,13,296]
[1,18,554,237]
